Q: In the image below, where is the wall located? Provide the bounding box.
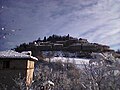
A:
[26,60,35,85]
[0,59,28,89]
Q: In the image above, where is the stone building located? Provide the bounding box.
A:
[37,45,52,51]
[79,38,88,43]
[52,43,63,50]
[0,50,38,89]
[68,43,82,51]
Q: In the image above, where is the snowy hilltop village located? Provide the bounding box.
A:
[15,34,120,59]
[0,34,120,90]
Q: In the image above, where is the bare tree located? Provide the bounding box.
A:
[10,53,120,90]
[80,53,120,90]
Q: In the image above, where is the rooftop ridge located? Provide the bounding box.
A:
[0,50,38,61]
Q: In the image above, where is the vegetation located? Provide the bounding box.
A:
[46,34,71,42]
[14,34,114,59]
[9,60,82,90]
[3,54,120,90]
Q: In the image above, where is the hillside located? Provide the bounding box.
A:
[14,34,116,59]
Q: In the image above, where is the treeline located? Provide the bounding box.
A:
[14,34,76,56]
[37,34,72,42]
[14,34,117,59]
[14,34,79,52]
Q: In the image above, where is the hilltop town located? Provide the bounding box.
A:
[0,35,120,90]
[15,35,112,51]
[14,34,120,59]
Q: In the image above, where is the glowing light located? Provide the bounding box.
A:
[1,28,5,30]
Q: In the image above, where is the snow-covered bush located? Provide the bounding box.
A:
[5,53,120,90]
[80,53,120,90]
[12,59,82,90]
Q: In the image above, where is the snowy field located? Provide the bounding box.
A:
[44,57,90,69]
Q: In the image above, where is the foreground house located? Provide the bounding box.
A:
[0,50,38,89]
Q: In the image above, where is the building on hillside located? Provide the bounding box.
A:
[79,38,88,43]
[39,42,51,45]
[0,50,38,89]
[94,44,111,52]
[81,43,97,52]
[52,43,63,50]
[65,38,78,47]
[68,43,82,51]
[101,45,110,51]
[37,45,52,51]
[56,41,67,44]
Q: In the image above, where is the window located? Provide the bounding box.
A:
[3,61,10,69]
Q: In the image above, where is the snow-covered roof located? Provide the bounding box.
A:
[0,50,38,61]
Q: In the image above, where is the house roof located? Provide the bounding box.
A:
[0,50,38,61]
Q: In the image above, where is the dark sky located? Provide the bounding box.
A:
[0,0,120,50]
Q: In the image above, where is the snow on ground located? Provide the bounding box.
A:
[44,57,90,69]
[42,51,78,58]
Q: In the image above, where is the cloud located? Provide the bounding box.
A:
[0,0,120,50]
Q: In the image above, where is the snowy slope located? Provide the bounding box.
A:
[44,57,90,69]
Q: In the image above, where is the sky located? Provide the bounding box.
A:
[0,0,120,51]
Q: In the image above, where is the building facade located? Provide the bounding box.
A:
[0,50,38,89]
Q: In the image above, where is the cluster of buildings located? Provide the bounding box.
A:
[29,38,113,52]
[0,37,118,89]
